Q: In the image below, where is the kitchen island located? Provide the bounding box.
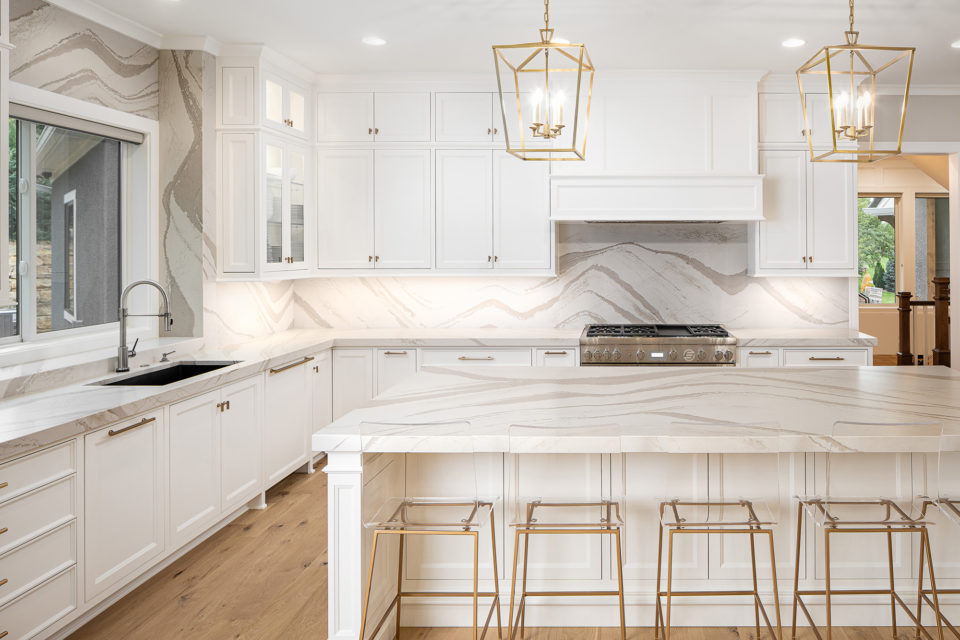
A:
[314,365,960,637]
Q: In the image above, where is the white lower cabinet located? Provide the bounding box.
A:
[332,349,375,420]
[535,347,578,367]
[420,348,532,367]
[219,376,264,512]
[84,411,165,600]
[310,350,334,432]
[737,346,872,367]
[169,392,222,550]
[376,348,418,394]
[738,348,782,368]
[0,565,77,640]
[263,357,311,486]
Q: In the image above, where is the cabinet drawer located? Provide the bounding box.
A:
[0,521,76,607]
[0,441,76,505]
[0,476,76,556]
[535,348,578,367]
[738,348,782,368]
[782,349,869,367]
[0,565,77,640]
[421,348,532,367]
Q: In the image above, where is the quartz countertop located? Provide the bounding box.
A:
[313,365,956,454]
[730,328,878,347]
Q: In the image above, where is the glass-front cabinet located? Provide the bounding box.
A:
[263,137,309,272]
[262,73,307,139]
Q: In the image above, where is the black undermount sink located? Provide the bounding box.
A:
[96,361,239,386]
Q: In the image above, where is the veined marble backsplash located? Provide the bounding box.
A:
[204,224,850,343]
[10,0,159,119]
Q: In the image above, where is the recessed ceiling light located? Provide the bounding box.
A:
[362,36,386,46]
[782,38,806,48]
[952,39,960,49]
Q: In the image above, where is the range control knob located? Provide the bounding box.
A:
[583,349,593,361]
[697,349,706,361]
[724,350,734,361]
[612,349,621,361]
[682,348,695,362]
[668,349,678,361]
[602,349,611,361]
[714,350,724,361]
[636,349,645,361]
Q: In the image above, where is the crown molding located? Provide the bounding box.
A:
[45,0,163,48]
[161,35,222,56]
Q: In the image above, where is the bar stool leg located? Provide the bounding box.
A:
[767,529,784,640]
[917,527,927,640]
[750,528,762,640]
[886,528,898,639]
[791,502,804,640]
[521,531,530,640]
[396,534,404,640]
[655,522,665,640]
[615,528,626,640]
[360,530,383,640]
[921,528,946,640]
[665,528,675,640]
[825,528,833,640]
[508,528,521,640]
[473,531,480,640]
[490,511,503,639]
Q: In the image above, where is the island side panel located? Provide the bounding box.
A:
[325,451,365,640]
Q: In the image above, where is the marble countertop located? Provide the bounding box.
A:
[731,328,878,347]
[313,365,957,454]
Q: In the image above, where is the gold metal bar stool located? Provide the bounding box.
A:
[791,420,944,640]
[916,422,960,638]
[358,421,502,640]
[653,422,783,640]
[507,422,626,640]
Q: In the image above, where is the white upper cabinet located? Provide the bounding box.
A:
[436,150,494,269]
[220,67,256,126]
[435,93,500,143]
[219,132,257,274]
[493,151,551,269]
[317,149,375,268]
[374,149,432,269]
[263,72,309,138]
[759,92,833,148]
[373,93,431,142]
[263,137,310,272]
[317,92,375,142]
[749,149,856,276]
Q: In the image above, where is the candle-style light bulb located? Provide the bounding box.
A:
[860,90,872,128]
[834,91,849,128]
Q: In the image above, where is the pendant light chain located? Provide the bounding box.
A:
[544,0,550,31]
[848,0,855,32]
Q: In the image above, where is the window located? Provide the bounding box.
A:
[858,196,897,304]
[3,117,123,343]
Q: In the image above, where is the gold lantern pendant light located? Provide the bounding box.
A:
[492,0,594,161]
[796,0,915,163]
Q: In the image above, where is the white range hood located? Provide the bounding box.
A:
[550,173,764,222]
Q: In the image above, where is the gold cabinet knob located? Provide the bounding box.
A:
[487,128,492,135]
[374,127,379,134]
[375,256,380,262]
[493,128,498,134]
[487,256,492,262]
[368,127,373,135]
[368,255,373,262]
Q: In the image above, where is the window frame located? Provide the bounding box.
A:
[62,188,78,324]
[0,82,159,367]
[857,191,901,308]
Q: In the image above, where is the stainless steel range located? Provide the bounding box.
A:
[579,324,737,366]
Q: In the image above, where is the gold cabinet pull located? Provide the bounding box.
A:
[809,356,845,361]
[0,578,7,587]
[383,351,408,356]
[0,482,7,490]
[458,356,494,361]
[0,528,8,535]
[108,416,156,437]
[313,365,319,373]
[225,400,231,411]
[216,402,224,412]
[269,356,315,374]
[543,351,568,355]
[749,351,773,355]
[0,629,8,638]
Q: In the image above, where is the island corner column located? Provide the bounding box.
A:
[324,451,365,640]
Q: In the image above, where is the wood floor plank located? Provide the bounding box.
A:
[69,459,893,640]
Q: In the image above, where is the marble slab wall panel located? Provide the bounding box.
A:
[159,50,214,338]
[9,0,159,119]
[203,281,296,347]
[292,224,851,329]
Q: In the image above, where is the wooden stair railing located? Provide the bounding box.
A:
[897,277,950,366]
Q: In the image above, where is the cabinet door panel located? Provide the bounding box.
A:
[263,77,285,130]
[332,349,375,420]
[738,348,782,368]
[311,350,333,432]
[758,150,808,270]
[436,150,493,269]
[374,150,432,269]
[435,93,493,142]
[808,162,856,271]
[317,150,375,268]
[374,92,431,142]
[317,92,374,142]
[220,66,255,126]
[376,349,418,395]
[288,86,307,136]
[221,376,263,511]
[219,133,257,273]
[84,412,164,600]
[493,150,551,269]
[534,348,578,367]
[287,146,309,267]
[263,362,309,487]
[169,392,221,548]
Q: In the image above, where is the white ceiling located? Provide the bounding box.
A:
[83,0,960,83]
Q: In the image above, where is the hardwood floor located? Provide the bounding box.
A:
[69,458,897,640]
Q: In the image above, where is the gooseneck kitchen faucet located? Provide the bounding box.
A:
[117,280,173,372]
